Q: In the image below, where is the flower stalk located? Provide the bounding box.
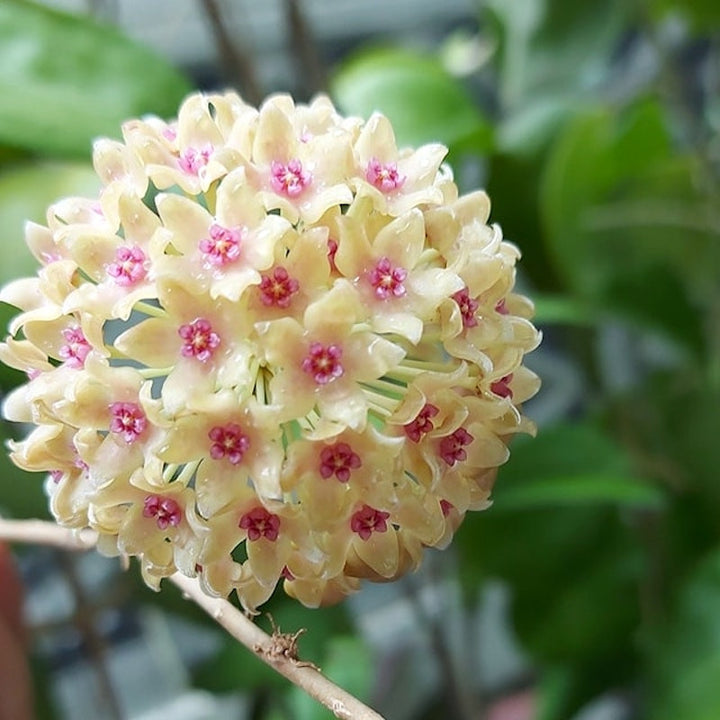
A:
[0,518,385,720]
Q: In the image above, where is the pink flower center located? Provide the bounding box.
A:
[281,565,294,580]
[439,427,474,466]
[55,456,88,482]
[59,326,91,368]
[107,245,147,286]
[366,158,405,192]
[258,267,299,308]
[75,457,89,472]
[143,495,182,530]
[199,224,242,265]
[270,159,312,197]
[491,374,514,399]
[40,250,63,265]
[302,342,343,385]
[109,402,147,443]
[440,499,455,517]
[369,257,407,300]
[179,145,213,175]
[453,287,479,328]
[319,442,362,482]
[351,504,391,541]
[239,507,280,542]
[162,124,178,142]
[404,403,440,443]
[178,318,220,362]
[208,423,250,464]
[327,238,338,272]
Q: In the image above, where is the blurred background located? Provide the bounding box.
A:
[0,0,719,718]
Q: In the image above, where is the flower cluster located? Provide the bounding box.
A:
[0,92,540,611]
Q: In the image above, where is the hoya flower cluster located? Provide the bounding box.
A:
[0,92,540,611]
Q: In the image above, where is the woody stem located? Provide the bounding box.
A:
[0,519,386,720]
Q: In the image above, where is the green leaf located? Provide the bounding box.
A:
[602,264,706,358]
[539,99,716,355]
[487,0,629,140]
[489,424,663,575]
[0,0,192,157]
[497,93,577,155]
[496,422,638,487]
[0,162,99,284]
[485,152,563,292]
[456,420,646,703]
[494,472,664,510]
[648,548,720,720]
[532,294,598,326]
[535,666,579,720]
[650,0,720,32]
[331,47,493,153]
[458,501,643,675]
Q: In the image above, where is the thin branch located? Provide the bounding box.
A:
[0,519,386,720]
[199,0,263,105]
[58,552,125,720]
[171,574,384,720]
[0,520,97,550]
[284,0,328,96]
[402,574,481,720]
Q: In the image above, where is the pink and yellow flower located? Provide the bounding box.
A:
[0,92,540,612]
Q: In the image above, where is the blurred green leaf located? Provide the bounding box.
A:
[492,422,663,526]
[331,47,493,153]
[496,422,638,486]
[648,548,720,720]
[0,0,192,157]
[497,93,577,155]
[0,162,99,284]
[458,500,642,702]
[486,152,562,291]
[487,0,630,151]
[650,0,720,31]
[532,294,598,326]
[609,370,720,511]
[0,421,49,519]
[456,421,646,714]
[539,99,717,355]
[494,472,664,510]
[535,666,582,720]
[602,264,706,357]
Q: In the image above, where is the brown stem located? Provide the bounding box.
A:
[0,520,386,720]
[199,0,263,105]
[283,0,328,96]
[402,573,482,720]
[57,552,125,720]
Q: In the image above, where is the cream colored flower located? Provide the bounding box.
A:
[0,91,540,612]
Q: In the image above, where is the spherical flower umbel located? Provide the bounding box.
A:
[0,92,541,612]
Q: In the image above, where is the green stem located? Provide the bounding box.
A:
[133,301,167,318]
[163,463,179,482]
[138,366,173,379]
[361,378,407,398]
[177,461,199,485]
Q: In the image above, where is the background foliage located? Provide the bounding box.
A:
[0,1,719,718]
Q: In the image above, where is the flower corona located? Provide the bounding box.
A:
[0,92,540,611]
